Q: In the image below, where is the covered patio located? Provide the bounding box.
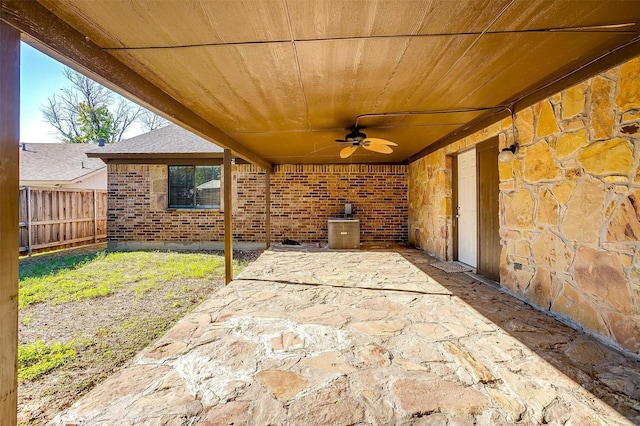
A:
[52,245,640,424]
[3,2,640,424]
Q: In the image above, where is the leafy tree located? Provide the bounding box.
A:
[77,103,115,143]
[41,68,166,143]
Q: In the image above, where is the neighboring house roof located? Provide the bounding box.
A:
[197,179,221,190]
[87,125,224,162]
[20,143,106,185]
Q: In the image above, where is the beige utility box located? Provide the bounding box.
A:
[328,218,360,249]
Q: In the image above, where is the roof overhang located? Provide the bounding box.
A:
[86,151,253,166]
[20,180,72,187]
[20,164,104,186]
[3,1,640,166]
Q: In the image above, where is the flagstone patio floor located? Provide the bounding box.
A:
[53,244,640,425]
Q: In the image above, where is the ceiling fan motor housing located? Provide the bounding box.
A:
[346,128,367,142]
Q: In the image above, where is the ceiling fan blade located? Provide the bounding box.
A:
[335,139,349,143]
[340,145,359,158]
[364,138,398,146]
[363,144,393,154]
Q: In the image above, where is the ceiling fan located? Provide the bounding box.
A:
[335,127,397,158]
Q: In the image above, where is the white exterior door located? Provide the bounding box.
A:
[457,149,477,267]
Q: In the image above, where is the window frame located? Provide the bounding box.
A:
[167,164,221,210]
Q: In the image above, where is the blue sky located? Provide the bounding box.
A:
[20,43,144,143]
[20,43,68,143]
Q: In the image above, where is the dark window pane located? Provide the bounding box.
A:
[168,165,220,209]
[169,166,195,208]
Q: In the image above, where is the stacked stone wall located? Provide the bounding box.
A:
[408,57,640,355]
[108,163,407,247]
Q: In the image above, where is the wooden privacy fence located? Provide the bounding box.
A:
[19,187,107,255]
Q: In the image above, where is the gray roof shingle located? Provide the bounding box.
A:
[20,143,106,182]
[88,124,223,155]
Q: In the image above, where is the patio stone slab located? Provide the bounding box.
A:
[52,244,640,425]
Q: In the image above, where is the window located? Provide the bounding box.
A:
[168,165,221,209]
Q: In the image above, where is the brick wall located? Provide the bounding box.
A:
[107,163,407,247]
[108,164,228,245]
[270,164,407,243]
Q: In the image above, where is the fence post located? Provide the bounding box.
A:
[93,189,98,244]
[26,186,32,255]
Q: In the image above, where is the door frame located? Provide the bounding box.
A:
[452,137,501,280]
[451,146,477,265]
[476,136,501,281]
[452,154,459,261]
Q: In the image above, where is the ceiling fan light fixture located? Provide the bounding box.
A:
[346,128,366,141]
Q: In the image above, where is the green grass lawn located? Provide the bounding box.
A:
[19,250,244,308]
[17,249,257,425]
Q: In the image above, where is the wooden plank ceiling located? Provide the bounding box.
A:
[5,0,640,166]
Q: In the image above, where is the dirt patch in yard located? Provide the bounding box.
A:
[17,249,261,426]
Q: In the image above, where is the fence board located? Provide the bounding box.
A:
[18,187,107,255]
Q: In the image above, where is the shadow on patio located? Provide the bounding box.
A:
[53,245,640,425]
